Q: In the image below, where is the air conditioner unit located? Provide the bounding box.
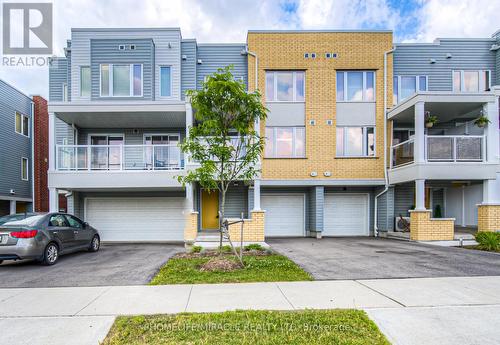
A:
[395,216,410,232]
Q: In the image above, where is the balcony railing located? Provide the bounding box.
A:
[391,139,414,167]
[426,135,485,162]
[56,144,183,171]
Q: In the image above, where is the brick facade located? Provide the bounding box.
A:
[184,211,199,243]
[227,210,265,242]
[478,205,500,232]
[409,210,454,241]
[32,96,49,212]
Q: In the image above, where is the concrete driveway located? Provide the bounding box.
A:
[0,244,182,288]
[268,237,500,280]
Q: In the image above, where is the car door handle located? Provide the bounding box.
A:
[74,231,79,234]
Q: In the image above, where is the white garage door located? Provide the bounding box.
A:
[262,194,305,237]
[85,197,186,242]
[324,194,369,236]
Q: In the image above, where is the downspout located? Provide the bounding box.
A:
[30,100,35,212]
[245,46,262,179]
[374,47,395,237]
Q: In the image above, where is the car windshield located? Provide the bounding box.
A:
[1,215,45,227]
[0,213,36,225]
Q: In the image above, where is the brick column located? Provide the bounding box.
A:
[410,210,454,241]
[478,205,500,232]
[184,211,199,243]
[32,96,49,212]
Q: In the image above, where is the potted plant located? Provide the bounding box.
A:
[474,111,490,128]
[425,111,438,128]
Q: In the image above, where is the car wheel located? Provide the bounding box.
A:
[89,235,100,252]
[42,243,59,266]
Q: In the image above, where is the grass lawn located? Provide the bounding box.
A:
[463,245,500,253]
[102,309,390,345]
[149,252,313,285]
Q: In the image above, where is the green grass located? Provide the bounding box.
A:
[149,254,313,285]
[102,309,390,345]
[463,245,500,253]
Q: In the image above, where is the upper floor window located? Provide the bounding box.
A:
[453,70,491,92]
[160,66,171,97]
[265,126,305,158]
[336,71,375,102]
[62,83,68,102]
[393,75,427,104]
[15,112,29,137]
[100,64,143,97]
[21,157,28,181]
[266,71,305,102]
[336,126,375,157]
[80,66,90,97]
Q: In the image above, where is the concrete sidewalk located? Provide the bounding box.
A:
[1,276,500,344]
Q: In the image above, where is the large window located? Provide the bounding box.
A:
[393,75,427,104]
[453,70,491,92]
[100,64,143,97]
[265,127,305,158]
[15,112,29,137]
[336,127,375,157]
[21,157,28,181]
[266,71,305,102]
[80,66,90,97]
[336,71,375,102]
[160,66,171,97]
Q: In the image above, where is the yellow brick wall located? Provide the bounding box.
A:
[478,205,500,232]
[226,210,265,242]
[247,32,393,180]
[184,211,199,242]
[410,210,454,241]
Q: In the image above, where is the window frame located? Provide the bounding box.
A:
[21,157,29,181]
[452,70,491,92]
[336,71,376,102]
[15,112,30,137]
[264,126,306,158]
[336,126,376,157]
[99,63,144,98]
[159,65,172,97]
[80,66,91,97]
[265,71,305,102]
[393,75,428,104]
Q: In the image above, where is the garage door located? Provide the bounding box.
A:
[324,194,369,236]
[262,194,305,237]
[85,197,186,242]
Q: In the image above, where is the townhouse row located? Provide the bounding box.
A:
[46,28,500,243]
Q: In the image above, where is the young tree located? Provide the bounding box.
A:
[179,66,267,251]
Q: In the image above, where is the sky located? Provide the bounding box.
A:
[1,0,500,98]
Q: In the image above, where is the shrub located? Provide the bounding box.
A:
[244,243,264,251]
[191,245,203,253]
[219,245,232,253]
[474,232,500,251]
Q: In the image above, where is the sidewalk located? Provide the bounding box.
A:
[1,276,500,344]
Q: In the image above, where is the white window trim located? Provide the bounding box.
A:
[265,126,306,158]
[99,63,144,98]
[62,83,68,102]
[393,75,428,104]
[159,65,173,97]
[266,71,305,103]
[452,70,491,93]
[88,133,125,144]
[14,111,30,137]
[143,132,181,144]
[21,157,29,181]
[80,66,91,98]
[336,126,376,157]
[337,71,376,103]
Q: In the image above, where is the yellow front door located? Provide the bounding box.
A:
[201,190,219,230]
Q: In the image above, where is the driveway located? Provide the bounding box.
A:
[0,244,182,288]
[268,237,500,280]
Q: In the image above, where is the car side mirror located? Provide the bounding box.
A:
[83,222,89,228]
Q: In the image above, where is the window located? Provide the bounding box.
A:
[393,75,428,104]
[48,214,68,227]
[15,112,29,137]
[100,64,143,97]
[452,70,491,92]
[80,66,90,97]
[64,215,83,229]
[265,71,305,102]
[21,157,28,181]
[336,71,376,102]
[265,127,305,158]
[160,66,171,97]
[62,83,68,102]
[336,127,375,157]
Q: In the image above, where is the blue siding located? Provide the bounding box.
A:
[90,39,155,100]
[376,186,394,231]
[309,186,324,233]
[181,40,197,100]
[394,39,497,91]
[49,57,68,101]
[394,183,414,218]
[196,44,247,89]
[0,80,33,200]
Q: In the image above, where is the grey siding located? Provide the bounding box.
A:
[394,39,496,91]
[196,44,247,89]
[394,183,414,217]
[496,37,500,86]
[0,80,33,200]
[309,186,324,233]
[375,186,394,231]
[90,39,155,101]
[49,57,68,101]
[181,40,197,100]
[66,48,72,101]
[225,184,248,218]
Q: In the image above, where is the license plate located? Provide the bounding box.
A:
[0,235,7,244]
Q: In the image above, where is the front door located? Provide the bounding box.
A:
[201,190,219,230]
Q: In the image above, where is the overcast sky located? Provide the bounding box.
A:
[1,0,499,98]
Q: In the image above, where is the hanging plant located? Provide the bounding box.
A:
[474,111,490,128]
[425,111,438,128]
